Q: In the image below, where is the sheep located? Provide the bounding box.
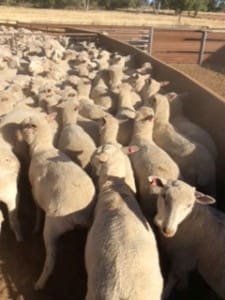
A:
[95,113,137,193]
[127,73,150,95]
[108,64,128,90]
[76,77,92,99]
[90,77,118,114]
[142,78,170,104]
[130,106,180,217]
[57,98,96,173]
[147,93,216,195]
[136,61,153,75]
[95,49,111,69]
[168,92,218,159]
[0,107,44,163]
[115,83,136,146]
[86,143,163,300]
[116,82,141,113]
[147,176,225,299]
[0,89,18,116]
[0,143,22,242]
[110,52,132,69]
[28,56,51,76]
[19,113,96,290]
[43,38,65,63]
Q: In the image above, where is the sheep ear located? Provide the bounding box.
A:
[98,153,108,162]
[179,92,189,99]
[145,78,152,85]
[167,92,177,102]
[56,100,65,108]
[123,145,139,155]
[46,112,57,122]
[15,128,23,142]
[148,176,167,187]
[160,81,170,87]
[195,191,216,205]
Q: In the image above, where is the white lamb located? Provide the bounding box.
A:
[148,93,216,195]
[85,143,163,300]
[90,78,118,114]
[147,176,225,299]
[130,106,180,217]
[168,92,217,159]
[19,113,96,290]
[116,82,141,114]
[142,78,170,104]
[0,143,22,242]
[94,113,137,193]
[57,98,96,173]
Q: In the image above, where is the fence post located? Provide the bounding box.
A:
[198,30,207,65]
[148,27,154,55]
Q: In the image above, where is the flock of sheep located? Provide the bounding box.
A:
[0,24,224,300]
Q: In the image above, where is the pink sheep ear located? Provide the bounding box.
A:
[123,145,139,155]
[167,92,177,102]
[160,81,170,87]
[148,176,167,187]
[195,191,216,205]
[46,112,57,122]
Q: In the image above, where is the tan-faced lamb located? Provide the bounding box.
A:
[148,93,216,196]
[18,113,96,290]
[130,106,180,217]
[168,92,217,159]
[147,176,225,299]
[57,98,96,173]
[86,143,163,300]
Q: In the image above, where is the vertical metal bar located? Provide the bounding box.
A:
[199,30,207,65]
[148,27,154,55]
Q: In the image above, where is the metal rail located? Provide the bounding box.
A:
[0,21,224,64]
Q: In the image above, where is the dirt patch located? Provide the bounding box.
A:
[171,64,225,99]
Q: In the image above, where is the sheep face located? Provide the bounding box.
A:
[20,118,39,145]
[92,144,125,178]
[148,177,216,238]
[147,93,170,123]
[98,114,119,134]
[135,106,154,122]
[92,144,138,179]
[20,115,53,145]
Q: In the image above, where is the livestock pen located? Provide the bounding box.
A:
[0,22,224,300]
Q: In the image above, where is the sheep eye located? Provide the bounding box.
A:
[69,93,75,97]
[1,97,8,102]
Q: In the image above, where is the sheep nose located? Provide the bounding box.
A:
[161,226,176,238]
